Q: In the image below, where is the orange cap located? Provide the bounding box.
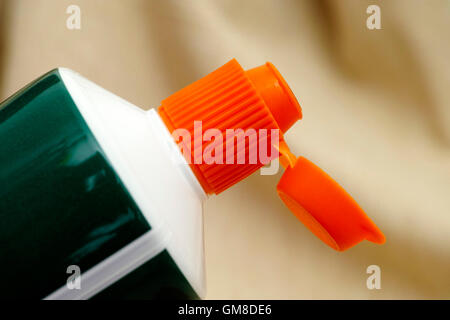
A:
[159,59,293,194]
[158,59,385,251]
[276,143,385,251]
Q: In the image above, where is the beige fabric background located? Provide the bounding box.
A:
[0,0,449,299]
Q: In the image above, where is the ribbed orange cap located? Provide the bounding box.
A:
[159,59,301,194]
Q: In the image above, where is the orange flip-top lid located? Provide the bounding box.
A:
[159,59,385,251]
